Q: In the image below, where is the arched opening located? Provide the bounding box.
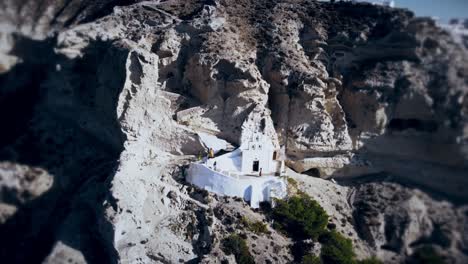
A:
[272,151,277,160]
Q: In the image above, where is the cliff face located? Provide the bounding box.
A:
[0,0,144,39]
[0,0,467,263]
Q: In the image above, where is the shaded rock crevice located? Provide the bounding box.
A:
[0,37,128,263]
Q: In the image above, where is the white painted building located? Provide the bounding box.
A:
[240,132,279,175]
[186,106,287,208]
[381,0,395,7]
[347,0,395,8]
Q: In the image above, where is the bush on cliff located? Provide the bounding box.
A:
[410,246,445,264]
[319,231,355,264]
[357,257,383,264]
[221,234,255,264]
[241,216,269,235]
[272,193,328,240]
[302,254,322,264]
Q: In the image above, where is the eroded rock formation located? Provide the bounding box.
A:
[0,0,467,263]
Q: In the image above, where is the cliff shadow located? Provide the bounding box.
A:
[0,35,127,263]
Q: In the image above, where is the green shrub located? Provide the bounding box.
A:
[272,193,328,240]
[286,177,300,195]
[410,246,445,264]
[287,177,298,188]
[357,257,383,264]
[221,234,255,264]
[241,217,269,234]
[249,220,268,234]
[302,254,322,264]
[320,231,356,264]
[291,241,314,262]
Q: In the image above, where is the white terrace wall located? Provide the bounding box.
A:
[187,163,287,208]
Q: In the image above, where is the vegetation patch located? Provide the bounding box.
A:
[357,257,383,264]
[271,193,384,264]
[287,177,298,188]
[302,254,322,264]
[286,177,299,195]
[291,241,314,263]
[319,231,356,264]
[410,246,445,264]
[272,193,328,240]
[241,217,269,235]
[221,234,255,264]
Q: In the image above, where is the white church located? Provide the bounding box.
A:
[186,106,287,208]
[346,0,395,7]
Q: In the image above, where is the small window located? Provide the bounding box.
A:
[252,145,256,150]
[273,151,277,160]
[258,145,262,150]
[255,136,259,141]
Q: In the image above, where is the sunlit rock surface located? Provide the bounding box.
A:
[0,0,467,263]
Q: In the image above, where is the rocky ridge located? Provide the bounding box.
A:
[0,0,467,263]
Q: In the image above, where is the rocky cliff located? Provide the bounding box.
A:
[0,0,467,263]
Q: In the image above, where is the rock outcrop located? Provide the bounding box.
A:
[353,181,468,263]
[0,0,467,263]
